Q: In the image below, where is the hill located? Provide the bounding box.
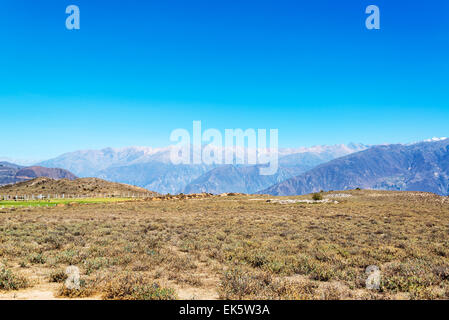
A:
[0,177,157,196]
[0,162,77,186]
[260,139,449,196]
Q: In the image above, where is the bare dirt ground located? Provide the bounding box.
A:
[1,190,449,300]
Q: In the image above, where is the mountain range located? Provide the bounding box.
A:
[3,139,448,196]
[261,139,449,196]
[36,143,367,194]
[183,150,352,194]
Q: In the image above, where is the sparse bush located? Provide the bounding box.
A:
[218,267,272,299]
[103,273,177,300]
[219,267,320,299]
[380,260,439,297]
[131,260,150,272]
[57,278,95,298]
[269,279,318,300]
[49,269,67,283]
[2,189,449,300]
[0,266,29,290]
[83,257,109,275]
[28,253,46,264]
[244,251,269,268]
[320,283,350,300]
[309,263,335,282]
[312,193,323,201]
[433,266,449,280]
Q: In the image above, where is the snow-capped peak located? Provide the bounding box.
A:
[423,137,448,142]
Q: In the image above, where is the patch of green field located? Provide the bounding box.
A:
[0,197,135,208]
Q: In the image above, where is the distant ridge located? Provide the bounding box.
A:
[260,139,449,196]
[0,162,77,186]
[15,166,77,181]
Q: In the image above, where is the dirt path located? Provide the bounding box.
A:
[177,286,219,300]
[0,283,62,300]
[0,283,101,300]
[0,282,217,300]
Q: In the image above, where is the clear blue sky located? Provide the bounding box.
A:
[0,0,448,160]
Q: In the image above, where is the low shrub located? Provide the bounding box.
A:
[0,266,29,290]
[57,278,95,298]
[49,269,67,283]
[312,193,323,201]
[103,273,177,300]
[28,253,46,264]
[219,267,319,299]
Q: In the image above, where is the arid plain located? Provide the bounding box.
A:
[1,189,449,300]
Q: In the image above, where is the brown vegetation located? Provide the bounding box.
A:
[1,190,449,299]
[0,177,157,197]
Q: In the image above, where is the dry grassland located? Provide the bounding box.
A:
[1,190,449,300]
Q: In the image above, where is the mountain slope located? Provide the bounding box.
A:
[183,162,314,195]
[183,144,368,194]
[260,139,449,196]
[97,162,213,195]
[183,165,302,194]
